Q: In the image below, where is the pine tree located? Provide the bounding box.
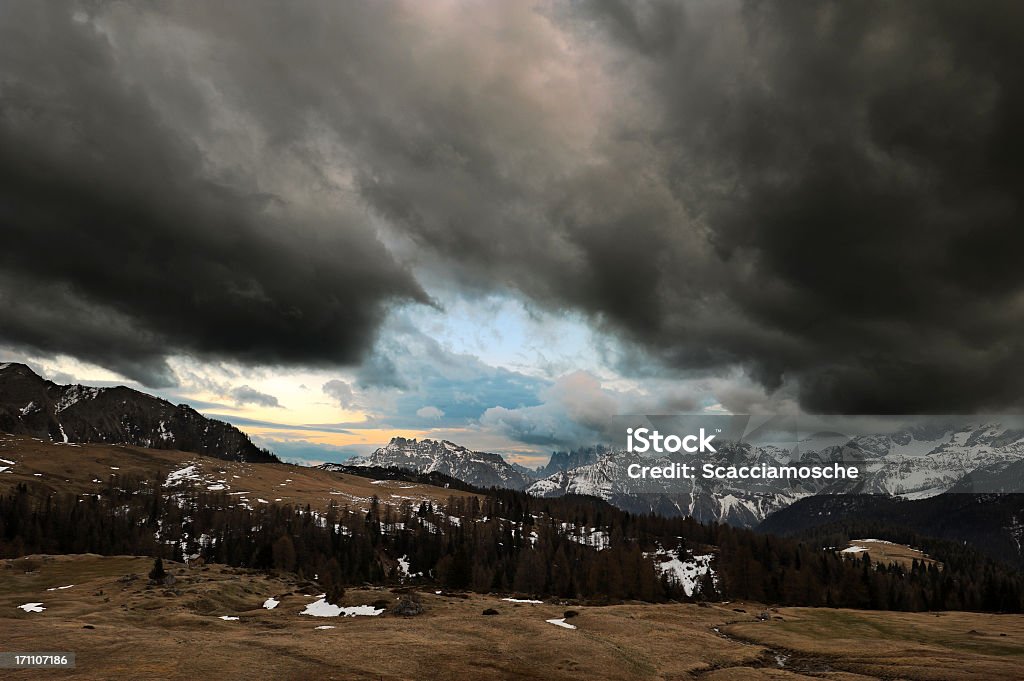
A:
[148,557,166,581]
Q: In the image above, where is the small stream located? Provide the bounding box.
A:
[707,620,840,677]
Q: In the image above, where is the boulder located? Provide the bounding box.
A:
[391,597,425,617]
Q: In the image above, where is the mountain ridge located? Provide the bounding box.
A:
[526,424,1024,527]
[339,436,532,489]
[0,362,277,463]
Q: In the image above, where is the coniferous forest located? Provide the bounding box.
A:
[1,476,1023,613]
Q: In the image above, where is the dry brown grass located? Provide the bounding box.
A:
[2,555,1023,680]
[842,539,940,570]
[0,433,477,513]
[725,606,1024,681]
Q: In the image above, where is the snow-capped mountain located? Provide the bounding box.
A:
[528,424,1024,527]
[323,424,1024,527]
[531,444,609,478]
[0,362,276,463]
[341,437,533,490]
[845,425,1024,498]
[527,445,815,526]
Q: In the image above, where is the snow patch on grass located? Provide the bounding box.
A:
[546,618,576,629]
[502,598,543,604]
[18,602,45,613]
[263,598,279,609]
[300,599,384,617]
[165,465,201,487]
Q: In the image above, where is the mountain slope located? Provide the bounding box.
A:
[0,432,471,514]
[341,437,532,489]
[757,492,1024,567]
[0,362,276,462]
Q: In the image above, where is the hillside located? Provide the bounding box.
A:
[840,538,940,570]
[757,493,1024,568]
[0,434,474,514]
[3,554,1024,680]
[0,363,276,463]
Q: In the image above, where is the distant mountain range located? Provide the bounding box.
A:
[0,362,276,462]
[286,430,1024,596]
[334,436,533,489]
[329,440,610,492]
[526,446,811,527]
[323,423,1024,530]
[527,425,1024,527]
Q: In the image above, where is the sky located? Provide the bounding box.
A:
[2,2,1024,466]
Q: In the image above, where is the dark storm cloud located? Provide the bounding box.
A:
[340,0,1024,413]
[574,0,1024,412]
[4,1,1024,413]
[0,3,426,386]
